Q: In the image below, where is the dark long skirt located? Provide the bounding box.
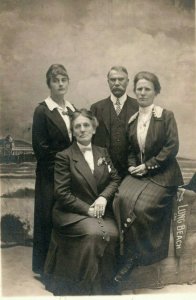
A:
[32,163,54,274]
[44,216,119,295]
[113,175,177,266]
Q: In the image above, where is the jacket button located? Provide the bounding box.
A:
[127,218,131,223]
[124,223,128,227]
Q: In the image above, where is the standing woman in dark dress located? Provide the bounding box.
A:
[32,64,75,275]
[113,71,183,282]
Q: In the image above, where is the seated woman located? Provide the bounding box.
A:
[113,71,184,282]
[44,109,121,295]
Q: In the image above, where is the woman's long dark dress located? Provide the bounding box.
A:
[113,106,183,266]
[32,100,73,274]
[44,143,121,295]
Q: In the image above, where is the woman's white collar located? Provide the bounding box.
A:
[128,105,163,124]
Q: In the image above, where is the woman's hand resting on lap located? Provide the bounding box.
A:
[88,196,107,218]
[128,164,147,177]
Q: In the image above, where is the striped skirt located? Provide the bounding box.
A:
[113,175,177,265]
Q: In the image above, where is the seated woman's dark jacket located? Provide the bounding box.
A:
[52,142,121,228]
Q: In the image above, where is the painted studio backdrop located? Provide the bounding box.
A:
[0,0,196,293]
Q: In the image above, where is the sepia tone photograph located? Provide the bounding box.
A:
[0,0,195,299]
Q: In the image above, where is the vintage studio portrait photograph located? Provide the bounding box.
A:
[0,0,195,298]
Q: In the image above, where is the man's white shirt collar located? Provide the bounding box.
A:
[110,93,127,106]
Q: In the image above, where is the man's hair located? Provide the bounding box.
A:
[107,66,128,78]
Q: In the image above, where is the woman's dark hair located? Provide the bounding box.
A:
[46,64,69,87]
[133,71,161,94]
[70,109,99,132]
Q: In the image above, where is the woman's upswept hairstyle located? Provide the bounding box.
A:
[70,109,99,132]
[46,64,69,87]
[133,71,161,94]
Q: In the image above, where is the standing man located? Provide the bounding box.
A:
[91,66,138,178]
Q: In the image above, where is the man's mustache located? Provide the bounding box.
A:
[112,87,123,91]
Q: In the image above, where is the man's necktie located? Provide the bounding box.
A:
[115,98,121,115]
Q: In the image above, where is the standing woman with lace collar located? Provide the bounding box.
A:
[32,64,75,277]
[113,71,183,283]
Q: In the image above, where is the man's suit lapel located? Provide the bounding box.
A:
[102,98,112,134]
[72,143,98,196]
[45,105,71,142]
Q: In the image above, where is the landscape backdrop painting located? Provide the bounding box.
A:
[0,0,195,295]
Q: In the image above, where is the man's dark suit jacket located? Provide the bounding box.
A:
[90,95,138,176]
[52,142,121,228]
[91,95,138,149]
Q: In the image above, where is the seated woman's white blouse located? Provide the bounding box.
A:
[77,142,94,173]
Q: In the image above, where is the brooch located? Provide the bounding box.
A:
[97,157,112,173]
[97,157,107,166]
